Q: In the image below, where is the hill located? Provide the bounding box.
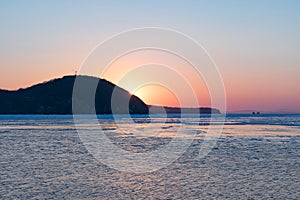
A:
[0,75,221,115]
[149,105,221,114]
[0,75,148,114]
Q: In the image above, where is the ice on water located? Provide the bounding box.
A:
[0,114,299,199]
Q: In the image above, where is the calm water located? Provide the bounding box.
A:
[0,114,299,199]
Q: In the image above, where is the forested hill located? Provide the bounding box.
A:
[0,75,149,114]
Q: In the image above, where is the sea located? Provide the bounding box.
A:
[0,114,299,199]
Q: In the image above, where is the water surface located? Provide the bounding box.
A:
[0,114,299,199]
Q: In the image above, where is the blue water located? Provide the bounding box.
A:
[0,114,299,199]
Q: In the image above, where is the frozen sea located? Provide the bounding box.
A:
[0,114,299,199]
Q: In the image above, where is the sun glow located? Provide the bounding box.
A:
[133,84,180,107]
[101,49,211,108]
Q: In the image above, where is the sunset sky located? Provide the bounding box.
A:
[0,0,299,113]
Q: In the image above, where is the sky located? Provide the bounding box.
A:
[0,0,299,113]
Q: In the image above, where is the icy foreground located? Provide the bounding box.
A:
[0,114,299,199]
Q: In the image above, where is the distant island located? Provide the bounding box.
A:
[149,105,221,114]
[0,75,221,115]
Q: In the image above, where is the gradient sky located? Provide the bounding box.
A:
[0,0,299,113]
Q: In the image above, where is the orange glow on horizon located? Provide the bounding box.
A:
[101,49,212,108]
[133,84,180,107]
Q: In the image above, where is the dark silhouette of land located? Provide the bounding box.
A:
[0,75,221,114]
[0,75,148,114]
[149,105,221,114]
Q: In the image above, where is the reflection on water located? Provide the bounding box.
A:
[0,114,299,199]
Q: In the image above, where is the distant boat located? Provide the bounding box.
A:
[252,111,261,115]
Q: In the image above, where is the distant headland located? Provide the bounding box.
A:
[149,105,221,114]
[0,75,221,115]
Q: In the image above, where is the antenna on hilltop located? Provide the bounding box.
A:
[72,69,78,76]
